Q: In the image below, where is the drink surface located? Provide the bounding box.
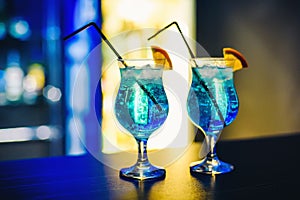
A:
[114,66,169,140]
[187,66,239,135]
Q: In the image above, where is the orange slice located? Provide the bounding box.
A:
[151,46,173,70]
[223,47,248,71]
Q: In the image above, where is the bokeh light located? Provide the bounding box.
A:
[43,85,62,102]
[9,18,31,40]
[0,22,6,39]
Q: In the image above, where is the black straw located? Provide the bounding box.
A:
[148,21,225,123]
[64,22,162,111]
[64,22,127,67]
[148,21,196,59]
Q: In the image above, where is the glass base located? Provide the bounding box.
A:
[120,163,166,181]
[190,156,234,175]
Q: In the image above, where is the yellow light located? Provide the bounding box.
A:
[101,0,196,153]
[27,63,45,91]
[117,0,155,24]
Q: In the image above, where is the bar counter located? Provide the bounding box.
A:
[1,133,299,199]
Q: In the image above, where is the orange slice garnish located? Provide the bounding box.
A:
[223,47,248,71]
[151,46,173,70]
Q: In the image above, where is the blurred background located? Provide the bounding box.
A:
[0,0,299,161]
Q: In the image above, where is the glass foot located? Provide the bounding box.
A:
[190,157,234,175]
[120,164,166,181]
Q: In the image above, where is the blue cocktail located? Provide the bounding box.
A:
[187,58,238,174]
[114,59,169,180]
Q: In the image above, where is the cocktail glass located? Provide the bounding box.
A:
[114,59,169,181]
[64,23,170,180]
[187,58,238,174]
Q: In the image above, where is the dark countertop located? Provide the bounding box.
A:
[1,133,300,200]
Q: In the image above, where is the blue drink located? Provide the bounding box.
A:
[187,66,238,135]
[114,59,169,180]
[115,66,169,140]
[187,58,238,174]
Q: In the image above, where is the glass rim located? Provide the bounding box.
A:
[190,57,235,68]
[117,58,154,62]
[190,57,234,61]
[117,58,165,70]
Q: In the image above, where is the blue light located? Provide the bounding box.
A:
[64,0,101,156]
[9,18,31,40]
[66,39,89,62]
[0,70,5,92]
[0,22,6,39]
[46,26,61,40]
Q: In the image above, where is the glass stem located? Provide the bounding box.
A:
[206,134,218,161]
[137,139,150,168]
